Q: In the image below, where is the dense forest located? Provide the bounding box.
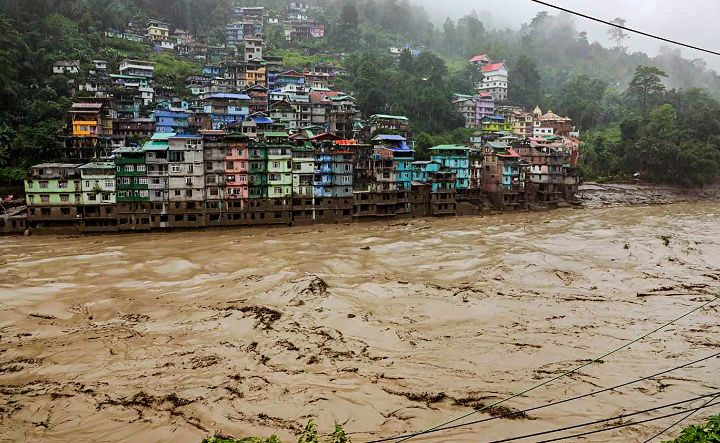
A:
[0,0,719,186]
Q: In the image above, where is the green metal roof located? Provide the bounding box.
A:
[150,132,176,140]
[264,131,289,137]
[143,141,169,151]
[429,144,468,151]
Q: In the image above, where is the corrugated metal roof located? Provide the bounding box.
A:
[372,134,406,141]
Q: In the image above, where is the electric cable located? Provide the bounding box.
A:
[366,351,720,442]
[641,391,720,443]
[371,293,720,442]
[527,0,720,56]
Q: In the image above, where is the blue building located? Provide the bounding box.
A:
[313,151,333,198]
[429,144,471,190]
[226,22,261,47]
[371,134,414,190]
[154,109,189,134]
[331,149,353,197]
[202,93,251,129]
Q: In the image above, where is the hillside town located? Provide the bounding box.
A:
[1,7,581,235]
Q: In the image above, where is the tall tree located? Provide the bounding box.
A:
[509,55,540,109]
[607,17,629,50]
[626,65,667,115]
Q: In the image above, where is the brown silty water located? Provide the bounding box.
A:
[1,202,719,442]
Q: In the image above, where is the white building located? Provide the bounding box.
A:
[52,60,80,75]
[79,162,116,205]
[168,136,205,204]
[478,62,508,102]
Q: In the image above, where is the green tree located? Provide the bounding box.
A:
[398,48,413,72]
[509,55,540,109]
[627,65,668,115]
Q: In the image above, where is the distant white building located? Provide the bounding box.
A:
[52,60,80,75]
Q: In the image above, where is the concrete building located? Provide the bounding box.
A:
[167,135,205,227]
[24,164,82,232]
[225,133,250,200]
[78,162,117,231]
[113,146,151,230]
[429,145,471,190]
[478,62,508,102]
[266,132,293,198]
[119,59,155,78]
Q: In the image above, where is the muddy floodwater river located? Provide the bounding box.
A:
[1,202,719,442]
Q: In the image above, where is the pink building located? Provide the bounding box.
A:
[474,93,495,126]
[225,137,249,199]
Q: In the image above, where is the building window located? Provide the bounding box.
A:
[136,164,147,172]
[210,188,219,196]
[40,194,50,203]
[139,177,149,185]
[139,190,149,198]
[155,190,163,198]
[274,186,282,194]
[121,177,131,185]
[40,181,49,189]
[27,180,33,188]
[185,177,192,185]
[125,165,134,172]
[174,190,181,196]
[59,181,68,188]
[105,180,113,188]
[185,189,193,197]
[87,193,96,201]
[170,165,181,173]
[187,164,193,173]
[273,161,280,168]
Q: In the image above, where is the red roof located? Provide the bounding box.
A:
[309,91,340,104]
[469,54,490,63]
[481,62,506,73]
[310,132,342,141]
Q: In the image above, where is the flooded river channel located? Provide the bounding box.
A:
[1,202,719,442]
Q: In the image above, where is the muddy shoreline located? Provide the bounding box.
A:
[1,200,719,442]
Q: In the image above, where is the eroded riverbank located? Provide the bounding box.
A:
[1,202,719,442]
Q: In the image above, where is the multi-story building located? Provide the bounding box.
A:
[167,135,205,227]
[509,110,534,137]
[67,100,116,161]
[146,19,170,41]
[201,130,228,223]
[119,59,154,78]
[429,145,471,191]
[113,118,155,140]
[367,114,412,140]
[224,133,250,201]
[452,94,476,128]
[244,35,263,62]
[475,93,496,125]
[202,93,250,129]
[331,149,353,197]
[469,53,492,67]
[113,146,151,230]
[248,140,268,198]
[226,22,261,47]
[481,115,513,134]
[78,162,117,231]
[328,94,357,139]
[291,142,314,196]
[478,62,508,102]
[266,132,293,198]
[154,109,190,133]
[24,164,82,232]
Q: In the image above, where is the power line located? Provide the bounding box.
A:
[527,0,720,57]
[532,398,720,443]
[641,392,720,443]
[366,351,720,442]
[382,293,720,443]
[489,391,720,443]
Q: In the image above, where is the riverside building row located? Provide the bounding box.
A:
[16,132,579,234]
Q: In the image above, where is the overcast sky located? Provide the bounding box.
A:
[414,0,720,70]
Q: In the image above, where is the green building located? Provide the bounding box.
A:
[265,132,292,198]
[113,146,149,202]
[248,141,268,199]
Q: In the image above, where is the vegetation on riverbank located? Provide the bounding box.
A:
[201,420,351,443]
[662,414,720,442]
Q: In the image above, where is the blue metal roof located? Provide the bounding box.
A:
[207,93,251,100]
[252,116,273,124]
[372,134,406,141]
